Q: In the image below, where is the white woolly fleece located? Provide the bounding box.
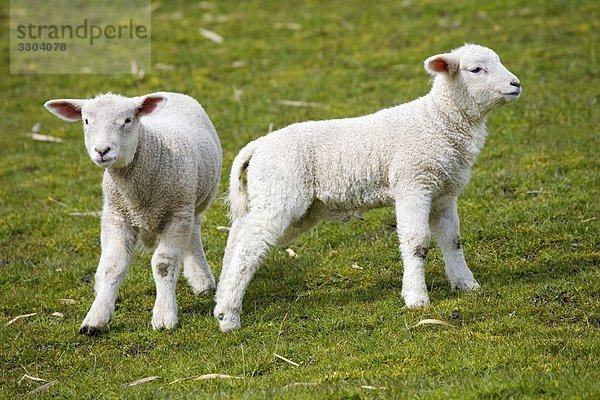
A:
[215,44,521,332]
[45,92,222,334]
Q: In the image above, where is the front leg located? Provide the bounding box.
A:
[80,214,137,336]
[151,212,193,330]
[395,193,432,308]
[430,196,480,291]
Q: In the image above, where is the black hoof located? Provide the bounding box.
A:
[79,325,105,337]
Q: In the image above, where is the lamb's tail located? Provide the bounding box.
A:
[227,140,260,220]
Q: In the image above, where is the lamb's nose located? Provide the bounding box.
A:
[510,80,521,88]
[95,147,111,157]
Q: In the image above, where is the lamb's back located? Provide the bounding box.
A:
[248,96,473,206]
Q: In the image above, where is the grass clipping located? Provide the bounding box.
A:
[169,374,243,385]
[413,319,458,328]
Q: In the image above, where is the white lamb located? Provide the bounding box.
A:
[44,92,222,335]
[215,44,521,332]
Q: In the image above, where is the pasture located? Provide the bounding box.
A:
[1,0,598,398]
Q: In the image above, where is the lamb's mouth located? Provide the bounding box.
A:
[93,156,117,168]
[501,91,521,101]
[502,90,521,97]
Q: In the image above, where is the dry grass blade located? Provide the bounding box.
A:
[130,60,139,76]
[30,133,64,143]
[69,211,102,217]
[232,60,247,68]
[59,299,77,305]
[18,374,47,384]
[148,1,162,13]
[274,353,300,367]
[122,376,161,388]
[155,63,176,71]
[47,196,73,210]
[170,374,243,384]
[273,22,302,31]
[526,188,543,196]
[130,60,145,80]
[277,100,322,108]
[198,1,215,10]
[361,385,386,390]
[351,264,363,270]
[31,123,42,133]
[199,28,224,43]
[6,312,37,326]
[233,87,244,102]
[284,382,319,389]
[413,318,458,328]
[27,380,57,395]
[51,312,64,318]
[191,374,243,380]
[216,226,231,232]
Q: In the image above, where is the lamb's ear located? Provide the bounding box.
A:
[424,53,459,76]
[136,94,165,117]
[44,99,86,122]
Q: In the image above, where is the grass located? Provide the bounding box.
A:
[1,0,598,398]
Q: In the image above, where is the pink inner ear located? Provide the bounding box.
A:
[137,96,163,116]
[430,58,449,73]
[49,102,82,120]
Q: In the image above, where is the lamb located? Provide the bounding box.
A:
[214,44,521,332]
[44,92,222,335]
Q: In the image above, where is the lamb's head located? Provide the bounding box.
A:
[45,93,165,168]
[425,44,521,117]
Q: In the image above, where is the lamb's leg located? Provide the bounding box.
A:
[183,216,215,295]
[214,212,291,332]
[79,216,137,336]
[430,196,480,291]
[151,213,192,330]
[395,194,432,308]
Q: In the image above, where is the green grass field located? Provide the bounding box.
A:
[1,0,599,398]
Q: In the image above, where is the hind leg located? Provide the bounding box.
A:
[214,204,308,332]
[183,215,216,295]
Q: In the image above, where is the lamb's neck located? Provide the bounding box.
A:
[107,128,161,190]
[422,87,489,163]
[431,80,485,122]
[428,83,487,136]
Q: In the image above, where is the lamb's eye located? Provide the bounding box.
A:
[470,67,483,74]
[84,118,89,125]
[124,118,132,124]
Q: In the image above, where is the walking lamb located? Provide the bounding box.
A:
[45,92,222,335]
[215,44,522,332]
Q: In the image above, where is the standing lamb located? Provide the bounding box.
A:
[215,44,522,332]
[45,92,222,335]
